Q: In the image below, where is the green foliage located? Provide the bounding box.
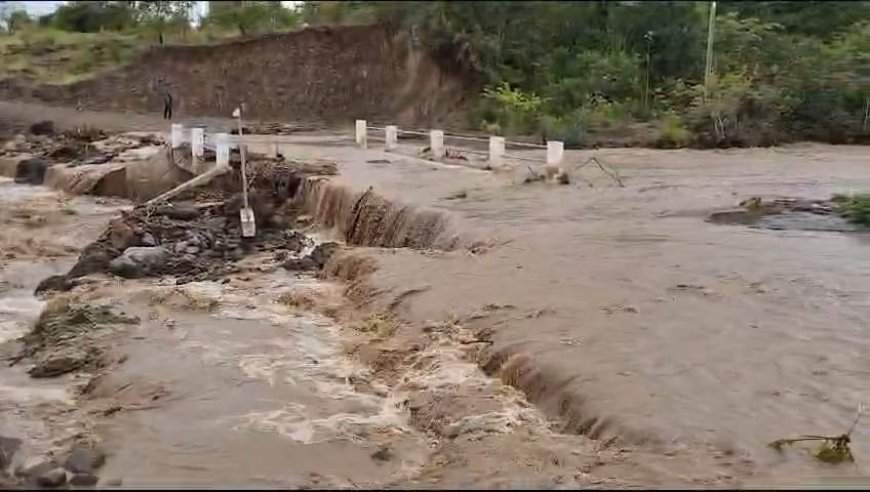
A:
[344,0,870,147]
[0,29,141,84]
[6,9,33,34]
[476,82,545,135]
[840,194,870,227]
[657,113,692,148]
[205,1,300,36]
[50,1,139,33]
[301,1,377,25]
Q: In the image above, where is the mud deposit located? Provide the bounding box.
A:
[708,196,869,233]
[3,109,870,489]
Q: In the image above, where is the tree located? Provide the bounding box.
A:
[206,1,300,36]
[135,1,196,44]
[51,1,139,33]
[5,9,31,33]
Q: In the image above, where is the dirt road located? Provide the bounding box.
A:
[2,101,870,487]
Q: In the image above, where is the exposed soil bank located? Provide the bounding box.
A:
[0,25,476,128]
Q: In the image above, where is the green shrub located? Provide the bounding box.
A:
[475,82,545,136]
[657,113,692,147]
[841,194,870,227]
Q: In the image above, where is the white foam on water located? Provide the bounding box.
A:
[0,384,72,404]
[228,395,410,445]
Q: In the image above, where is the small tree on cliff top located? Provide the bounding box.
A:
[135,0,195,44]
[206,1,300,36]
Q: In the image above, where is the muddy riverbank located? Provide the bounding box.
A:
[264,139,870,486]
[0,135,668,488]
[2,105,869,488]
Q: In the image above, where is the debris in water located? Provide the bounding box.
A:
[565,156,624,187]
[768,403,863,464]
[370,446,394,463]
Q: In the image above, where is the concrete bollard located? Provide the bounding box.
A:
[170,123,184,149]
[385,125,398,151]
[488,136,505,167]
[191,127,204,158]
[215,133,230,168]
[355,119,367,148]
[430,130,445,160]
[546,140,565,176]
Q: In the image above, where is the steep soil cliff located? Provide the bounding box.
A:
[0,25,477,127]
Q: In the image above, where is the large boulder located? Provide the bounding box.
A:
[108,246,169,279]
[28,121,55,136]
[13,157,53,185]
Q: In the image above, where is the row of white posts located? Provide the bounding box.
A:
[172,120,565,174]
[354,119,564,172]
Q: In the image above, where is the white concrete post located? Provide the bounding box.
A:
[430,130,445,160]
[355,119,367,148]
[489,136,505,167]
[267,142,278,158]
[191,127,204,158]
[216,133,230,168]
[170,123,183,149]
[385,125,398,151]
[547,140,565,174]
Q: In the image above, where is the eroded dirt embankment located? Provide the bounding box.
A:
[262,138,870,487]
[5,107,870,487]
[0,25,476,128]
[2,115,754,487]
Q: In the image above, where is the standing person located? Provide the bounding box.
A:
[163,92,173,120]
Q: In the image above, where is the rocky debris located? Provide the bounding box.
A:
[36,467,67,487]
[709,196,862,232]
[13,157,52,185]
[41,155,339,289]
[34,275,74,295]
[310,242,340,268]
[282,256,318,271]
[0,437,22,470]
[282,242,340,272]
[15,457,57,481]
[231,121,324,136]
[153,203,201,221]
[28,120,54,136]
[370,446,394,463]
[28,350,95,378]
[108,246,169,279]
[69,473,99,486]
[16,301,138,380]
[63,446,106,475]
[1,127,160,180]
[283,230,314,253]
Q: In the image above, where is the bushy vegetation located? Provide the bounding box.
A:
[0,1,306,83]
[359,1,870,147]
[834,193,870,227]
[1,1,868,148]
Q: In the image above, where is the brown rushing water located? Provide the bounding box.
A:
[257,140,870,485]
[3,138,870,487]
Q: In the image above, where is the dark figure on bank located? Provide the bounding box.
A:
[163,93,173,120]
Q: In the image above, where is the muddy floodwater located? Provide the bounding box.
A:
[2,139,870,488]
[265,141,870,485]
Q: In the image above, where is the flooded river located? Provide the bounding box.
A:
[2,139,870,488]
